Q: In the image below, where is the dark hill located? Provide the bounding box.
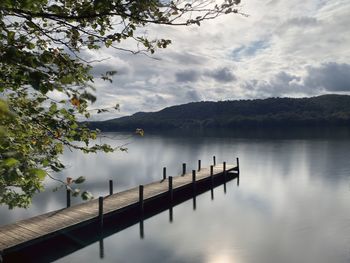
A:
[88,94,350,131]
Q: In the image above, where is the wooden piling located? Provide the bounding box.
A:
[163,167,167,180]
[169,176,173,201]
[66,189,71,208]
[213,156,216,166]
[109,180,113,195]
[192,170,196,191]
[139,185,144,213]
[182,163,186,176]
[210,165,214,186]
[192,170,196,183]
[236,157,240,173]
[223,161,227,181]
[198,160,201,171]
[98,196,103,228]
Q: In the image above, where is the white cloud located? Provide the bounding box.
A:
[82,0,350,119]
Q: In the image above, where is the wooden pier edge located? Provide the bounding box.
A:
[0,161,240,256]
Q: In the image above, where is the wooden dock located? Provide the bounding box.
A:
[0,160,239,258]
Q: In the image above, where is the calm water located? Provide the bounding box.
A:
[2,128,350,263]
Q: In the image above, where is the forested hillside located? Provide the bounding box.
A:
[89,94,350,131]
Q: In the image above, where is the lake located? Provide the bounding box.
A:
[1,128,350,263]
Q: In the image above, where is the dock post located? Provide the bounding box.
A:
[223,161,227,184]
[192,170,196,191]
[198,160,201,171]
[236,157,240,173]
[210,165,214,200]
[213,156,216,166]
[163,167,167,180]
[139,185,144,213]
[182,163,186,176]
[66,189,71,208]
[169,176,173,202]
[109,180,113,195]
[98,196,104,228]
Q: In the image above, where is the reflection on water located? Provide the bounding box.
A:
[1,128,350,263]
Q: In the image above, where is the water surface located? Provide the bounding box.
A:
[1,128,350,262]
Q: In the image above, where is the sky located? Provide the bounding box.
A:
[79,0,350,120]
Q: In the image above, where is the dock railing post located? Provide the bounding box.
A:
[169,176,173,202]
[66,189,71,208]
[192,170,196,191]
[163,167,167,180]
[213,156,216,166]
[236,157,240,173]
[210,165,214,200]
[139,185,144,213]
[109,180,113,195]
[223,161,226,181]
[198,160,201,171]
[98,196,104,228]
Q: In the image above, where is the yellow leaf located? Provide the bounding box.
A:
[54,130,61,138]
[70,97,80,107]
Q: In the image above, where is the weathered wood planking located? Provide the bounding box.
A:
[0,163,237,253]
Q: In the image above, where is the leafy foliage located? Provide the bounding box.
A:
[0,1,242,208]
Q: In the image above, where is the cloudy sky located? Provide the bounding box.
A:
[82,0,350,120]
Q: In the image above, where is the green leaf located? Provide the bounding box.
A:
[28,169,47,180]
[3,158,19,167]
[27,42,36,50]
[72,189,81,197]
[7,31,15,43]
[74,176,86,184]
[81,191,93,200]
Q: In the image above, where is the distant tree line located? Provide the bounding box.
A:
[88,94,350,131]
